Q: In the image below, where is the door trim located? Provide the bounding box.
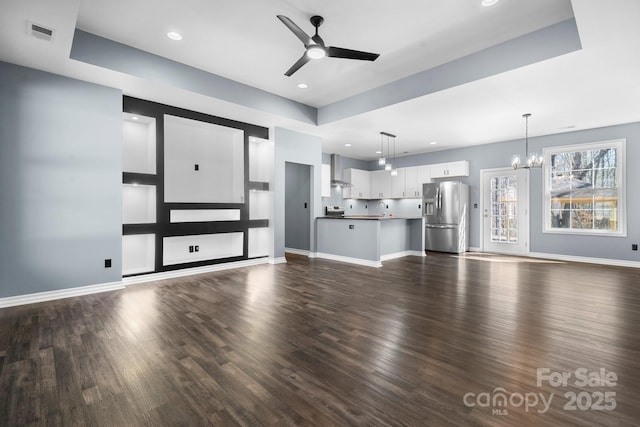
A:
[479,167,530,255]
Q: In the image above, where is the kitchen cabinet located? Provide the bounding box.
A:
[390,168,406,198]
[370,170,392,199]
[430,161,469,178]
[404,165,431,198]
[343,168,371,199]
[164,114,244,203]
[321,164,331,198]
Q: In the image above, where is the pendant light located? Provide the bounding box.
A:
[512,113,543,169]
[378,132,386,165]
[390,134,398,176]
[380,132,396,171]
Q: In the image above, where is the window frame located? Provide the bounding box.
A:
[542,139,626,237]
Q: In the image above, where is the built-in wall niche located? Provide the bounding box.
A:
[249,191,271,220]
[122,234,155,275]
[163,232,244,266]
[170,209,240,223]
[248,227,270,258]
[122,184,156,224]
[122,113,156,174]
[249,137,272,183]
[164,114,244,204]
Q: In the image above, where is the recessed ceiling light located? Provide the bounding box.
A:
[297,83,308,89]
[375,150,382,154]
[481,0,500,6]
[131,116,139,121]
[167,31,182,41]
[345,143,352,147]
[429,141,438,145]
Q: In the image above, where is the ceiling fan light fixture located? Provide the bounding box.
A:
[306,45,326,59]
[166,31,182,41]
[481,0,500,7]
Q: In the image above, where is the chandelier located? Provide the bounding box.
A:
[511,113,543,169]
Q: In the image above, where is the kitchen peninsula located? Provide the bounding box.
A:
[315,216,425,267]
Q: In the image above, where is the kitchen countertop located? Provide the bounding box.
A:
[321,215,422,220]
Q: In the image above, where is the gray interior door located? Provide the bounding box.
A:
[285,162,311,251]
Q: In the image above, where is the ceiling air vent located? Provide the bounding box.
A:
[27,21,55,42]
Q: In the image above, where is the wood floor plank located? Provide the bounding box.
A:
[2,253,640,425]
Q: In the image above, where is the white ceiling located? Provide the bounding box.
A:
[1,0,640,161]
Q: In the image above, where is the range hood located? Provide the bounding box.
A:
[330,154,352,187]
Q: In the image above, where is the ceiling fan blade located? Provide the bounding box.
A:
[311,34,325,47]
[327,46,380,61]
[277,15,312,46]
[284,54,311,76]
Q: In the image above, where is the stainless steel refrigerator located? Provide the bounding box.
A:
[423,182,469,253]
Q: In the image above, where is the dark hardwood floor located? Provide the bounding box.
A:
[1,252,640,426]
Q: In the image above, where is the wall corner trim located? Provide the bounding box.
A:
[269,257,288,265]
[0,281,125,309]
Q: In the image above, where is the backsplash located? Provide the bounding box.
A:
[323,186,422,218]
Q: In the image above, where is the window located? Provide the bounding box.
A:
[543,139,626,236]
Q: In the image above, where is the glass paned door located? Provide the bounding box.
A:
[482,168,529,255]
[490,175,518,243]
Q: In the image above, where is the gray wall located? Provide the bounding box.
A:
[274,128,323,258]
[0,61,123,298]
[285,162,311,251]
[354,122,640,261]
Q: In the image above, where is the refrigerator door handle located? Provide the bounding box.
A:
[425,224,457,229]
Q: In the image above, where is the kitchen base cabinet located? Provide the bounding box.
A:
[163,233,244,266]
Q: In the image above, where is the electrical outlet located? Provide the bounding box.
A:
[474,203,478,208]
[386,204,389,209]
[418,204,421,209]
[104,259,112,268]
[195,245,199,252]
[349,224,355,229]
[633,244,638,251]
[194,164,199,171]
[189,245,194,253]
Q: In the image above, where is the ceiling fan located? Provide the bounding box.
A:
[276,15,380,76]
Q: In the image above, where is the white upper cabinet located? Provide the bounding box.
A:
[370,170,392,199]
[164,114,244,203]
[343,168,370,199]
[321,164,331,198]
[430,161,469,178]
[404,165,431,198]
[390,168,406,198]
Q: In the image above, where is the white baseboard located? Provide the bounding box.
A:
[269,257,287,265]
[314,252,382,268]
[528,252,640,269]
[469,246,482,252]
[380,250,426,261]
[124,258,270,286]
[0,281,124,309]
[284,247,310,256]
